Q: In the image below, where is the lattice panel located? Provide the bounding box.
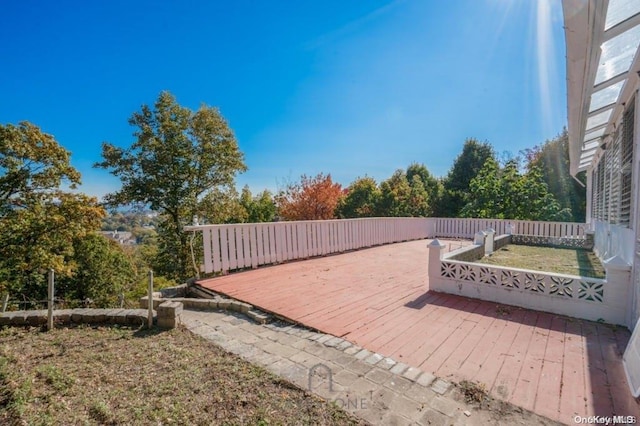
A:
[524,273,546,293]
[439,261,605,303]
[578,281,604,302]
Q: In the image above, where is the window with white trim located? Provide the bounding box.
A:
[620,97,635,226]
[589,97,635,226]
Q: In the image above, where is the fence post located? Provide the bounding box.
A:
[147,270,154,328]
[47,269,54,331]
[1,293,8,313]
[506,224,515,235]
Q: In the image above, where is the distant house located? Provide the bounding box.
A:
[100,231,136,245]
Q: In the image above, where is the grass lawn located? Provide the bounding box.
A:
[0,325,364,426]
[476,244,606,278]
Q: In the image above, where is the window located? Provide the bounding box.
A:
[609,128,622,223]
[620,97,635,226]
[598,158,605,219]
[590,97,635,226]
[592,168,598,219]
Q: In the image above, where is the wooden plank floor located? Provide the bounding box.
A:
[197,239,640,423]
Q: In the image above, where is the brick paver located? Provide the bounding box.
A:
[181,309,561,425]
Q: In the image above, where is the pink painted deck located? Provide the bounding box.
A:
[197,239,640,423]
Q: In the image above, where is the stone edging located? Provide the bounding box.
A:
[0,308,153,327]
[511,234,594,249]
[140,294,271,325]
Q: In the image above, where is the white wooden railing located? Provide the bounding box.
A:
[432,218,586,239]
[186,217,588,275]
[186,218,434,274]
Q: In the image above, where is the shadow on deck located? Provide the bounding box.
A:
[196,238,640,423]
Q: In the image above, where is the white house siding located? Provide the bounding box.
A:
[589,91,639,329]
[592,220,635,265]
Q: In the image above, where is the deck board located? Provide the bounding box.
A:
[197,239,640,423]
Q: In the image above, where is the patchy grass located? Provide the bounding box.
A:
[458,380,488,404]
[477,244,605,278]
[0,325,365,426]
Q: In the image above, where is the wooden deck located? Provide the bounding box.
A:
[197,239,640,423]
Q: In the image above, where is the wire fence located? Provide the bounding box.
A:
[1,269,156,331]
[1,294,128,312]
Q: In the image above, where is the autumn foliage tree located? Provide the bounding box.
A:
[0,122,108,301]
[276,173,342,220]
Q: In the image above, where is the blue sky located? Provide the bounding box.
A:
[1,0,566,199]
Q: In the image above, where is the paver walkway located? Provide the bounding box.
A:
[197,239,640,423]
[182,309,561,426]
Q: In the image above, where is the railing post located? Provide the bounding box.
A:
[474,231,486,246]
[148,270,154,329]
[47,268,54,331]
[428,239,447,279]
[585,231,595,249]
[1,293,8,313]
[485,228,495,255]
[506,223,515,235]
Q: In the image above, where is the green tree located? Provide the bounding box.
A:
[524,129,585,221]
[336,176,381,218]
[58,233,135,306]
[499,159,523,218]
[406,163,440,216]
[461,158,570,221]
[240,185,253,219]
[96,92,247,280]
[519,166,572,221]
[378,170,430,217]
[460,157,503,218]
[0,122,105,300]
[249,189,276,222]
[438,139,495,217]
[200,186,248,224]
